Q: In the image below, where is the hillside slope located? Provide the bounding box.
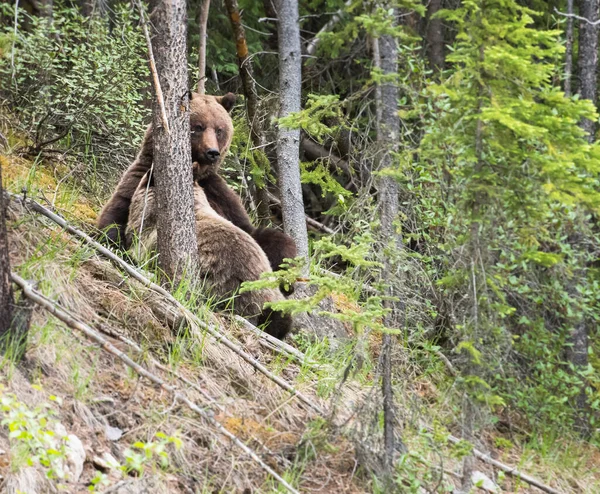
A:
[1,136,600,493]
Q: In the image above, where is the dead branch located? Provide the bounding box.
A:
[135,0,170,134]
[445,434,562,494]
[11,272,299,494]
[96,319,221,410]
[305,1,352,56]
[197,0,211,94]
[224,0,271,222]
[7,192,324,416]
[301,136,352,178]
[265,190,335,235]
[554,7,600,26]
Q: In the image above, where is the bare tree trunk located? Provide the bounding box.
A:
[224,0,271,223]
[577,0,599,141]
[197,0,210,94]
[275,0,309,271]
[149,0,199,283]
[0,164,14,345]
[425,0,444,72]
[566,304,591,436]
[373,4,402,472]
[564,0,574,96]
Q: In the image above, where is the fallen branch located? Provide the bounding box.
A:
[445,434,562,494]
[96,320,221,410]
[11,272,299,494]
[7,193,323,416]
[135,0,170,134]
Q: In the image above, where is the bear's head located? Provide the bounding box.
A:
[189,92,236,180]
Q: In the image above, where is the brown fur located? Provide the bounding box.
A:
[126,172,292,339]
[97,92,297,273]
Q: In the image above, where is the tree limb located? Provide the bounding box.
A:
[135,0,170,134]
[6,192,323,416]
[197,0,211,94]
[445,434,562,494]
[554,6,600,26]
[10,272,299,494]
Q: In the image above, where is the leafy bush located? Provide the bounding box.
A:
[0,4,150,189]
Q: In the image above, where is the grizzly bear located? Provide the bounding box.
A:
[126,169,292,339]
[96,92,297,272]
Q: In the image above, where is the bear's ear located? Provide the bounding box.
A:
[217,92,236,113]
[189,91,200,100]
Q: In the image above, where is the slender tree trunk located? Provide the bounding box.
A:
[224,0,271,223]
[577,0,599,141]
[425,0,444,72]
[275,0,309,271]
[197,0,210,94]
[373,4,402,472]
[564,0,574,96]
[0,163,14,344]
[149,0,199,283]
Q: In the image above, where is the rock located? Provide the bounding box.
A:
[54,423,86,482]
[472,470,500,493]
[290,283,352,348]
[93,452,120,472]
[64,433,86,482]
[105,424,124,441]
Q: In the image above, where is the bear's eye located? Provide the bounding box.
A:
[216,128,223,138]
[191,124,205,134]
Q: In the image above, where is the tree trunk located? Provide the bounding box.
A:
[197,0,210,94]
[149,0,199,283]
[564,0,574,96]
[275,0,309,271]
[373,4,402,472]
[0,163,14,345]
[224,0,271,223]
[425,0,444,72]
[577,0,599,141]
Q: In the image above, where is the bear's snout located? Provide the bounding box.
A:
[205,148,220,163]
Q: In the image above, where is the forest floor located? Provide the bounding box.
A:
[1,124,600,493]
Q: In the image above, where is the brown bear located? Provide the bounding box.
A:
[126,168,292,339]
[96,92,297,272]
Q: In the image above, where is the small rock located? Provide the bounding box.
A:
[472,470,500,493]
[93,452,120,472]
[65,434,86,482]
[105,424,123,441]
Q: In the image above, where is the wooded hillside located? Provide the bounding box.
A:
[0,0,599,492]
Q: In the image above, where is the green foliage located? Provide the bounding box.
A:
[0,386,69,481]
[123,432,183,475]
[0,4,150,186]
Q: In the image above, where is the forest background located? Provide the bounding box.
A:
[0,0,600,492]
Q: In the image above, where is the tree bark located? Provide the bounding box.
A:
[577,0,599,141]
[224,0,271,223]
[149,0,199,283]
[0,164,14,346]
[197,0,210,94]
[275,0,309,271]
[373,5,402,472]
[425,0,444,72]
[564,0,574,96]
